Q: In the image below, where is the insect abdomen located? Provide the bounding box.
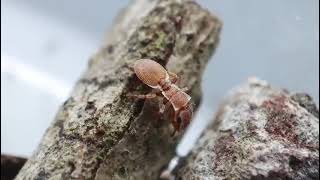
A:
[134,59,168,88]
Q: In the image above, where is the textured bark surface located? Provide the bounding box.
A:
[177,77,319,180]
[15,0,222,179]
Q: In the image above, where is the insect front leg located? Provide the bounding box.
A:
[168,72,179,84]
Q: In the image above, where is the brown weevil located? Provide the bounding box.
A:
[128,59,193,134]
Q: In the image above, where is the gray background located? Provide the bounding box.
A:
[2,0,318,156]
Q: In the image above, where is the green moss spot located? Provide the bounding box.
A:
[155,31,167,50]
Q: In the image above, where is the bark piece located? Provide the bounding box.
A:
[15,0,222,179]
[177,77,319,180]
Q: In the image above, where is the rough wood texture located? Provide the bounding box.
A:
[16,0,222,179]
[177,77,319,180]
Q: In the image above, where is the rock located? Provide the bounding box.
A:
[15,0,222,179]
[177,77,319,180]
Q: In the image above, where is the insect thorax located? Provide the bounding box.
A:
[162,85,191,111]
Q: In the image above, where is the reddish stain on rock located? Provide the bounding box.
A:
[213,133,236,173]
[262,95,299,145]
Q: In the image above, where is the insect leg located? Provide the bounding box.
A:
[160,99,171,114]
[170,111,179,137]
[168,72,179,84]
[160,100,180,136]
[152,88,163,96]
[127,93,157,99]
[127,88,163,99]
[180,87,189,92]
[170,110,182,137]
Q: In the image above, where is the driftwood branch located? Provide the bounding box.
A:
[16,0,222,179]
[176,78,319,179]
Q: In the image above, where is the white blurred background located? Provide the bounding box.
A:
[1,0,319,157]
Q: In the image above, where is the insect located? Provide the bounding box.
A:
[128,59,193,134]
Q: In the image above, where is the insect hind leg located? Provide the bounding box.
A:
[127,93,157,99]
[127,89,162,100]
